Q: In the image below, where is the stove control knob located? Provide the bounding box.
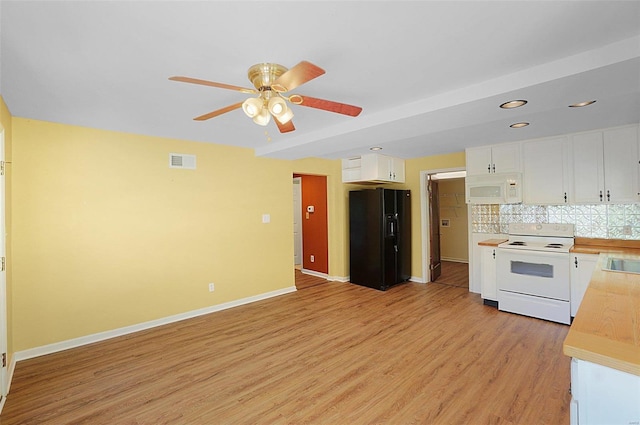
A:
[536,224,542,231]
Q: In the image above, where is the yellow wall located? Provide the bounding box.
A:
[9,115,466,352]
[0,96,14,364]
[438,178,469,262]
[12,118,294,351]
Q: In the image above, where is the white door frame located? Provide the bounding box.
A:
[293,177,303,267]
[420,167,466,284]
[0,125,7,402]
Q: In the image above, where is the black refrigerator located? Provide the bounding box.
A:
[349,188,411,291]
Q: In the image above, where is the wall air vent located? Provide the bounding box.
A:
[169,153,196,169]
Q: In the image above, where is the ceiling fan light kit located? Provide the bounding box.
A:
[242,97,263,118]
[268,96,286,115]
[169,60,362,134]
[253,107,271,126]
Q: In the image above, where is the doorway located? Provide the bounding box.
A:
[421,169,468,286]
[292,174,329,277]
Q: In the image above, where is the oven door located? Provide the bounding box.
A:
[497,248,570,301]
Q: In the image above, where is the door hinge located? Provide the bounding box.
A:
[1,257,4,272]
[2,353,6,368]
[0,161,4,176]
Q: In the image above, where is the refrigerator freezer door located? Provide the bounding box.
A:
[349,188,411,291]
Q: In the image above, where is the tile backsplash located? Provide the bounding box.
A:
[471,204,640,240]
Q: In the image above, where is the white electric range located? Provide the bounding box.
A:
[496,223,575,324]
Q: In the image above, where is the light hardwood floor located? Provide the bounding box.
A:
[295,269,328,290]
[435,260,469,288]
[1,280,570,424]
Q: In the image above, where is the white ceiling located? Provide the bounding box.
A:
[1,1,639,160]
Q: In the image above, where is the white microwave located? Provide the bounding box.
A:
[465,173,522,204]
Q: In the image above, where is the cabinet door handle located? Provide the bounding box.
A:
[492,164,496,173]
[607,190,610,201]
[492,249,495,259]
[574,257,578,268]
[564,192,567,203]
[488,164,491,173]
[599,190,603,201]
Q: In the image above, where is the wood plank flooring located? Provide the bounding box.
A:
[1,280,571,424]
[435,260,469,288]
[294,269,328,290]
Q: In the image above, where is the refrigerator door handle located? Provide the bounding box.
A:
[386,215,396,238]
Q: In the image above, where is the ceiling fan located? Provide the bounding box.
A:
[169,61,362,133]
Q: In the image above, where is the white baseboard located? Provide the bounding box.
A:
[441,257,469,263]
[410,276,426,283]
[14,286,297,363]
[301,269,349,283]
[331,276,349,282]
[300,268,328,279]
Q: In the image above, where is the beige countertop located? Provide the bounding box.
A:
[477,238,507,247]
[570,237,640,255]
[563,238,640,376]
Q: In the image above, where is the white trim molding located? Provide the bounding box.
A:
[302,268,349,283]
[14,286,297,362]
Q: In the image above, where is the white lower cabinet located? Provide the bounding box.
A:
[570,254,598,317]
[470,233,505,295]
[480,246,497,302]
[570,358,640,425]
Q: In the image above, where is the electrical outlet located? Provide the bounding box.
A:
[208,283,215,292]
[310,255,315,263]
[623,225,632,236]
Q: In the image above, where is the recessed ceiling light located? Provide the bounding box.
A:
[569,100,596,108]
[370,147,382,151]
[500,100,528,109]
[510,122,529,128]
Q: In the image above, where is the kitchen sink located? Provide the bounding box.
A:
[603,257,640,274]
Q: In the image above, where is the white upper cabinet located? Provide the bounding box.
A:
[466,143,521,176]
[522,137,569,204]
[342,153,405,183]
[603,126,639,203]
[570,125,639,204]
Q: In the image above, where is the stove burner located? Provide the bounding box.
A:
[545,243,564,248]
[509,241,526,246]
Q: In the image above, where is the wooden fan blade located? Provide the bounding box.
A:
[193,102,244,121]
[275,117,295,133]
[271,61,325,93]
[169,76,256,94]
[294,95,362,117]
